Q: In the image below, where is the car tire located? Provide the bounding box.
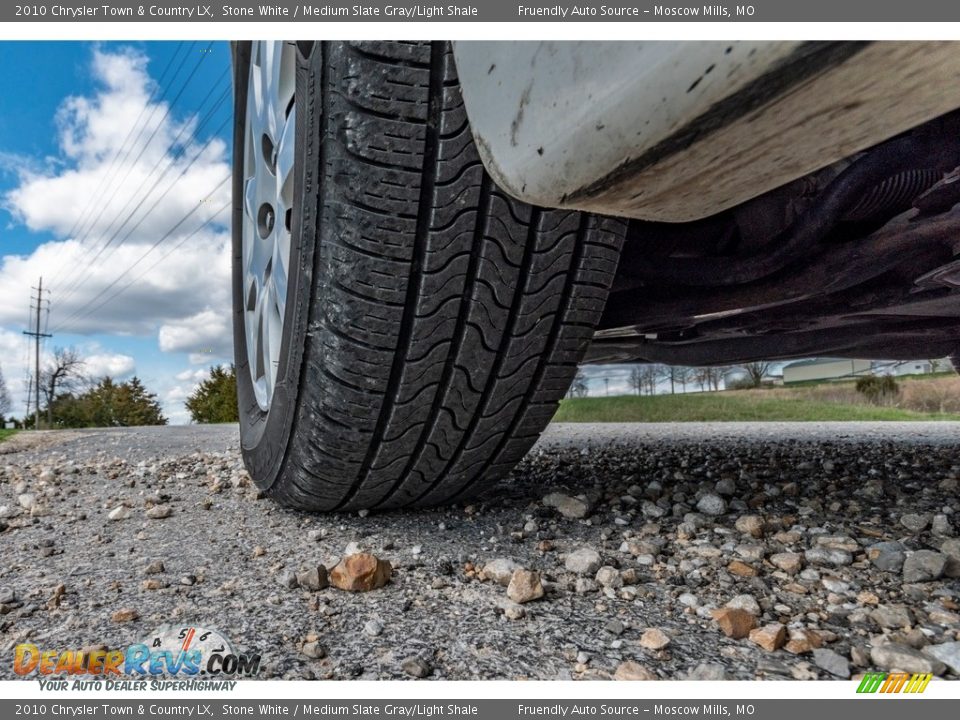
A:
[232,40,625,511]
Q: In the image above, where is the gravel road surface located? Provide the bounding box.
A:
[1,422,959,681]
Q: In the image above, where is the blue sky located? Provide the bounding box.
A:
[0,41,233,423]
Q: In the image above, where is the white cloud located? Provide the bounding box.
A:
[175,367,210,383]
[83,352,136,379]
[158,309,231,357]
[0,45,232,347]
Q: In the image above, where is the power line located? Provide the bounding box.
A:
[50,119,231,331]
[48,41,191,289]
[52,42,216,296]
[54,199,231,332]
[51,174,231,333]
[52,78,232,312]
[23,278,52,430]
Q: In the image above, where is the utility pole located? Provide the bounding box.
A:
[23,277,51,430]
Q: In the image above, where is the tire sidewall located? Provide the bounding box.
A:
[232,41,318,492]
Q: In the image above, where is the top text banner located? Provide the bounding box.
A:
[6,1,960,22]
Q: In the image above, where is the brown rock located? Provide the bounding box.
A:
[141,579,166,591]
[329,553,392,592]
[712,608,757,639]
[111,608,139,623]
[145,505,172,520]
[770,552,803,574]
[785,628,823,655]
[728,560,758,577]
[506,569,544,604]
[613,661,656,680]
[749,623,787,652]
[735,515,765,538]
[640,628,671,650]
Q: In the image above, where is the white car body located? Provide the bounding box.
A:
[453,41,960,222]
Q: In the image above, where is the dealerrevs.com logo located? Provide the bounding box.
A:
[14,626,260,690]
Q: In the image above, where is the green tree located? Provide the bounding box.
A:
[185,365,239,423]
[45,376,166,428]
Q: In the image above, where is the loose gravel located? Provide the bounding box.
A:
[1,422,959,680]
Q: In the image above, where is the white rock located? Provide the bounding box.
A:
[565,547,602,575]
[108,506,131,521]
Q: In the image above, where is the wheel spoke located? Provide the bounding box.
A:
[241,41,297,412]
[276,110,296,196]
[272,240,288,321]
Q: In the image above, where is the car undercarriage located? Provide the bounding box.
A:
[587,110,960,370]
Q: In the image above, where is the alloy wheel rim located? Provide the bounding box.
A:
[242,41,296,412]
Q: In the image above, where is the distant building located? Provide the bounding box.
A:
[782,358,872,384]
[873,360,937,376]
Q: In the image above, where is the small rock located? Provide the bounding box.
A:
[685,663,728,680]
[923,641,960,675]
[900,513,931,533]
[363,619,384,637]
[942,538,960,578]
[481,558,521,586]
[301,641,326,659]
[785,629,823,655]
[296,566,329,591]
[144,560,165,575]
[816,535,858,552]
[574,578,598,594]
[400,656,431,678]
[931,514,952,538]
[506,569,544,604]
[613,661,656,681]
[725,594,761,616]
[108,505,130,521]
[329,553,392,592]
[870,605,914,630]
[871,643,946,675]
[735,515,765,538]
[712,608,757,639]
[504,604,526,620]
[696,494,727,516]
[565,547,602,576]
[640,628,671,650]
[145,505,172,520]
[749,623,786,652]
[813,648,850,678]
[277,569,298,590]
[867,541,907,573]
[111,608,139,623]
[903,550,946,583]
[595,566,622,589]
[804,547,852,567]
[727,560,757,577]
[770,552,803,574]
[542,492,591,519]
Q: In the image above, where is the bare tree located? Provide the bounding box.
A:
[569,369,589,399]
[628,365,644,395]
[0,363,11,417]
[41,348,86,427]
[739,361,773,388]
[638,365,658,395]
[694,366,727,392]
[674,366,694,393]
[656,365,680,394]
